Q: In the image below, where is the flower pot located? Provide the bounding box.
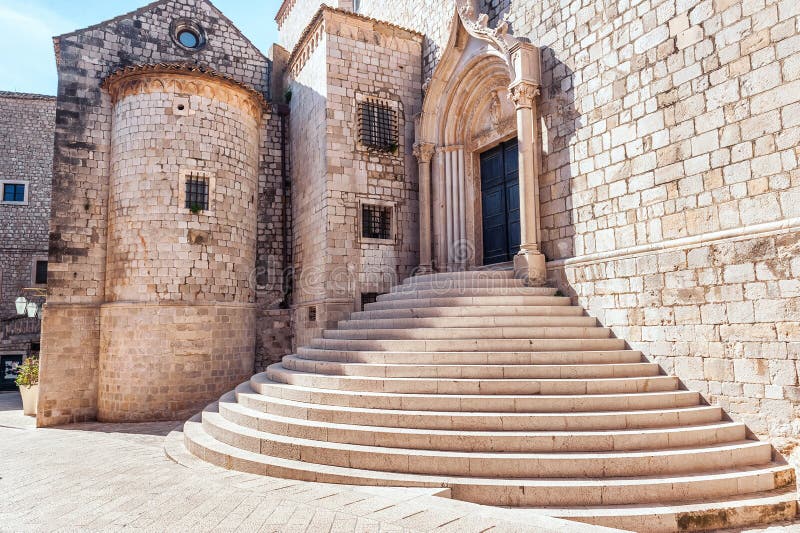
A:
[19,384,39,416]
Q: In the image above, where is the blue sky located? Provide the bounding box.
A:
[0,0,282,95]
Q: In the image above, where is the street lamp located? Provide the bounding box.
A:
[26,301,39,318]
[15,297,28,315]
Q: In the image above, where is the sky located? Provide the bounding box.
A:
[0,0,282,95]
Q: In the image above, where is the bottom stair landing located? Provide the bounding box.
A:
[180,270,798,532]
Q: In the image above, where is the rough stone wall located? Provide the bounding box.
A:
[39,0,274,426]
[284,9,423,347]
[0,93,54,321]
[324,12,423,302]
[314,0,800,436]
[287,25,330,347]
[254,109,293,371]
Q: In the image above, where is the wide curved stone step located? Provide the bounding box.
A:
[234,383,722,432]
[338,315,597,330]
[310,337,628,352]
[295,348,644,365]
[364,295,572,311]
[376,286,558,301]
[404,270,514,284]
[184,409,795,507]
[217,394,746,453]
[283,354,659,379]
[266,364,679,395]
[322,325,613,341]
[201,407,772,479]
[250,373,702,411]
[350,305,585,320]
[392,278,526,291]
[182,270,796,530]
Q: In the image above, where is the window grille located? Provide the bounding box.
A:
[308,306,317,322]
[185,175,209,211]
[360,292,379,310]
[359,100,397,152]
[34,261,48,285]
[2,183,25,203]
[361,204,392,240]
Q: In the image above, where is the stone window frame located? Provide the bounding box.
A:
[358,198,396,245]
[354,94,402,154]
[178,170,216,216]
[0,180,30,205]
[170,19,208,53]
[30,255,49,286]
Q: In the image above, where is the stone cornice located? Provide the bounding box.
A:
[102,63,268,117]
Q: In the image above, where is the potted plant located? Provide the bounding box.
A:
[15,357,39,416]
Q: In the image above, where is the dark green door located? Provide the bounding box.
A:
[480,139,520,265]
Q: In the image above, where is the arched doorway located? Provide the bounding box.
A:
[413,1,547,283]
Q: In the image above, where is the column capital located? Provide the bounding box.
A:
[508,82,540,110]
[412,142,436,163]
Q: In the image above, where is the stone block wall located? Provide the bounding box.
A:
[0,92,54,321]
[39,0,278,426]
[284,7,422,347]
[334,0,800,435]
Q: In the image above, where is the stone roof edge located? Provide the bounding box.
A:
[100,63,270,111]
[0,91,57,101]
[52,0,268,63]
[287,4,423,72]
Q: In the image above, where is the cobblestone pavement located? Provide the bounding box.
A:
[0,391,798,533]
[0,392,600,533]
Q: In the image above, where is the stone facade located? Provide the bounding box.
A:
[0,92,54,389]
[2,0,796,438]
[347,0,800,436]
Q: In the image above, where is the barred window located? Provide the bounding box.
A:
[308,306,317,322]
[185,175,209,212]
[361,204,392,240]
[359,100,397,152]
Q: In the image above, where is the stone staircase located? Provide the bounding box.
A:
[182,269,798,532]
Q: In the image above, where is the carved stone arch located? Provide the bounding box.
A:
[414,0,546,283]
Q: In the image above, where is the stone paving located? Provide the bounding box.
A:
[0,391,798,533]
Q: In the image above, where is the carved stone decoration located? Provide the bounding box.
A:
[509,82,540,110]
[412,142,436,163]
[455,0,517,80]
[489,91,502,126]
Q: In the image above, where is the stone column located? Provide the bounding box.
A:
[509,43,546,286]
[413,142,436,273]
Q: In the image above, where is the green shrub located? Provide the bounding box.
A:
[15,357,39,388]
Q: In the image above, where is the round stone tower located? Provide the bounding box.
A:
[98,65,263,422]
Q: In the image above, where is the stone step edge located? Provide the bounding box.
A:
[295,349,644,364]
[204,407,769,463]
[219,394,746,444]
[268,364,676,386]
[184,414,793,492]
[252,372,699,401]
[173,419,618,533]
[236,382,723,426]
[532,489,798,533]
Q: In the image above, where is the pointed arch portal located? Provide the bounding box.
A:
[413,0,546,284]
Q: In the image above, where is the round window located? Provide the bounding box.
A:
[170,19,207,52]
[177,29,200,49]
